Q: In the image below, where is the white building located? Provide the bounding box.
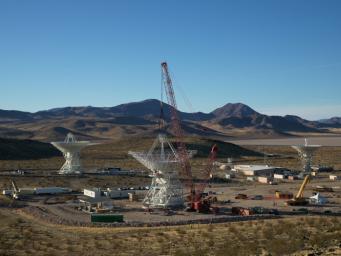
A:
[274,174,285,180]
[104,189,130,199]
[258,176,271,184]
[330,175,340,181]
[84,188,101,198]
[233,165,276,177]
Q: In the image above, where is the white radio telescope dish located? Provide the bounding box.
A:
[292,138,321,174]
[51,133,93,175]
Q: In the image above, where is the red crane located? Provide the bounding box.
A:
[191,144,218,213]
[161,62,194,195]
[161,62,218,213]
[194,144,218,201]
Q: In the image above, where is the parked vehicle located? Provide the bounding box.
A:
[251,195,263,200]
[235,193,248,199]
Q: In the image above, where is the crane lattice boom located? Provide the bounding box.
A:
[194,144,218,201]
[161,62,194,195]
[160,62,218,210]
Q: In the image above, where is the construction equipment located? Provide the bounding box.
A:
[161,62,218,213]
[189,144,218,213]
[161,62,193,192]
[286,140,321,206]
[10,180,34,199]
[11,180,20,199]
[286,174,310,206]
[232,207,252,216]
[235,193,248,200]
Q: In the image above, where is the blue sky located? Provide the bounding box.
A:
[0,0,340,120]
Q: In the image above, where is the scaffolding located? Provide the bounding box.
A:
[129,134,195,208]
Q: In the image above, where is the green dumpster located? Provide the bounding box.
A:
[91,214,124,223]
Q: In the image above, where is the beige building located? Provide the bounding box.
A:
[233,165,276,177]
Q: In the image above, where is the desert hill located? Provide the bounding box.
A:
[0,99,339,141]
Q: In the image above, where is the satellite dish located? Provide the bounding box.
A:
[292,138,321,173]
[51,133,95,175]
[128,134,196,209]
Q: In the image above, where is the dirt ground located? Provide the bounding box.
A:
[12,173,341,226]
[0,143,341,255]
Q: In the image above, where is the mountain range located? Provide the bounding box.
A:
[0,99,340,142]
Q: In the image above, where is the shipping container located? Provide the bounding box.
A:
[128,192,139,202]
[274,174,284,179]
[107,189,129,199]
[258,176,269,184]
[275,191,293,199]
[91,214,124,223]
[288,176,296,181]
[330,175,340,181]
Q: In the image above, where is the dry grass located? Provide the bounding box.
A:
[0,208,340,256]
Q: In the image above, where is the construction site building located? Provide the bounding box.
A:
[330,175,340,181]
[84,188,102,198]
[104,189,130,199]
[258,176,272,184]
[234,165,276,176]
[35,187,72,195]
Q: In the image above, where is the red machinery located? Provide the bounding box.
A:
[190,144,218,213]
[161,62,218,213]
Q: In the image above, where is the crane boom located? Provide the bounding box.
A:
[160,62,218,212]
[161,62,194,194]
[11,180,19,193]
[194,144,218,201]
[286,173,311,206]
[296,174,310,199]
